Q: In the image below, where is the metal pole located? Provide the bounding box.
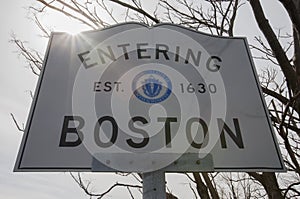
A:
[143,170,166,199]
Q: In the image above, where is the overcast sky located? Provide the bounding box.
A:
[0,0,290,198]
[0,0,85,198]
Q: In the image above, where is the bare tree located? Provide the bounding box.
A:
[12,0,300,198]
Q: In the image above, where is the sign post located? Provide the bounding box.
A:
[143,171,166,199]
[15,23,285,178]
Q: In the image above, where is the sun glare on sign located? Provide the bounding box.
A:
[67,31,81,36]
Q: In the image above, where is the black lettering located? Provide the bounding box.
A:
[59,116,84,147]
[207,56,222,72]
[97,46,116,64]
[104,82,112,92]
[127,116,149,148]
[137,43,151,59]
[175,46,180,62]
[185,49,201,66]
[157,117,177,148]
[217,118,244,148]
[78,51,97,69]
[94,82,101,92]
[155,44,169,60]
[114,82,121,92]
[94,116,118,148]
[117,43,130,60]
[186,118,208,149]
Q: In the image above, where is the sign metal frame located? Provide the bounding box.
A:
[14,23,285,172]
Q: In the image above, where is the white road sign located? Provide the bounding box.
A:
[14,23,285,172]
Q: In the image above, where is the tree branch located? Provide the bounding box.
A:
[10,113,24,132]
[249,0,297,93]
[108,0,159,23]
[70,172,142,198]
[262,86,289,105]
[193,172,210,199]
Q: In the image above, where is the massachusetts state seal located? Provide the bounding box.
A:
[132,70,172,103]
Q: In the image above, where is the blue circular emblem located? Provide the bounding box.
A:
[132,70,172,103]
